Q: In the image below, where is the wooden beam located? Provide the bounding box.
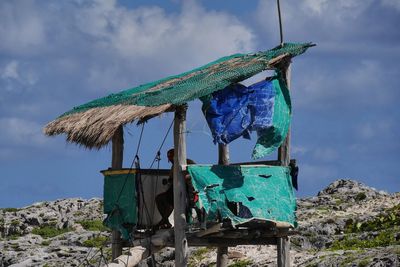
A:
[278,63,291,167]
[218,144,230,165]
[277,61,291,267]
[111,125,124,260]
[217,144,229,267]
[277,236,290,267]
[173,105,188,267]
[185,236,278,247]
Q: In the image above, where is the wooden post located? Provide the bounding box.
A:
[277,236,290,267]
[217,144,229,267]
[277,62,291,267]
[173,105,188,267]
[278,63,291,167]
[111,125,124,260]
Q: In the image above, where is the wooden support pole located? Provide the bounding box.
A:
[111,125,124,260]
[277,236,290,267]
[173,105,188,267]
[278,63,291,167]
[217,144,229,267]
[277,62,291,267]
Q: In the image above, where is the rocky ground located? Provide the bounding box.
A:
[1,179,399,267]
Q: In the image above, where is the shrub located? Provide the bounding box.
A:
[228,259,253,267]
[32,226,71,238]
[83,236,108,248]
[41,240,51,246]
[77,220,109,232]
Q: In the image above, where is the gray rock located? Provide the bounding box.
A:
[0,179,399,267]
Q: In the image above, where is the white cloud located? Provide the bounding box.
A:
[255,0,395,49]
[382,0,400,11]
[0,117,47,147]
[312,147,338,162]
[292,59,395,111]
[68,0,255,90]
[1,0,255,93]
[0,0,46,55]
[1,60,19,79]
[292,145,309,155]
[357,120,393,140]
[0,60,38,93]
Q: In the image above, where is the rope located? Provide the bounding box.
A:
[149,119,174,169]
[113,123,145,211]
[277,0,284,46]
[135,123,145,159]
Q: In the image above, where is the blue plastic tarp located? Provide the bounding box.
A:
[202,75,290,159]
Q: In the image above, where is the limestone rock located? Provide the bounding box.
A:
[0,179,399,267]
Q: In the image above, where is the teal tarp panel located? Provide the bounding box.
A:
[187,165,296,227]
[103,170,137,240]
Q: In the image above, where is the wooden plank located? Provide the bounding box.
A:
[232,159,296,166]
[277,61,292,267]
[173,105,188,267]
[218,144,230,165]
[277,237,290,267]
[278,63,291,167]
[217,144,229,267]
[184,236,278,247]
[111,125,124,260]
[196,223,222,237]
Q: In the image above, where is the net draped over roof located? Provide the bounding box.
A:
[44,42,314,148]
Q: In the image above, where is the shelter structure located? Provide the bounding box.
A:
[44,42,314,267]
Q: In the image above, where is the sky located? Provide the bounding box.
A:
[0,0,399,208]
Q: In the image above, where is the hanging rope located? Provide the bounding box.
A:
[114,123,145,207]
[149,119,174,169]
[136,118,174,232]
[277,0,284,46]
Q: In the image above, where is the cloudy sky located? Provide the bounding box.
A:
[1,0,399,208]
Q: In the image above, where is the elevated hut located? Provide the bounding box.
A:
[44,42,314,267]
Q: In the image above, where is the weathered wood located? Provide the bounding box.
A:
[232,159,296,166]
[217,144,229,267]
[278,63,291,167]
[196,223,222,237]
[277,237,290,267]
[184,236,278,247]
[277,62,291,267]
[111,126,124,260]
[173,105,188,267]
[218,144,230,165]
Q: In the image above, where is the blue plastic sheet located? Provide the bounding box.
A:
[202,78,276,145]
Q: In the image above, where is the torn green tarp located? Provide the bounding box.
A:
[102,171,137,240]
[187,165,296,227]
[252,74,291,159]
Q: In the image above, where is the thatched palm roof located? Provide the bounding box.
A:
[44,43,314,149]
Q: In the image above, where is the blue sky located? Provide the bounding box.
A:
[0,0,399,208]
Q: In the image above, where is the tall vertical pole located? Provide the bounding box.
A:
[216,144,229,267]
[173,105,188,267]
[111,125,124,260]
[277,63,291,267]
[278,63,291,167]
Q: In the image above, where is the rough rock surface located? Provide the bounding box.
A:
[1,179,399,266]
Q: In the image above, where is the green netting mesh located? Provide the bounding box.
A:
[252,74,291,159]
[187,165,296,227]
[62,42,313,117]
[103,171,137,240]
